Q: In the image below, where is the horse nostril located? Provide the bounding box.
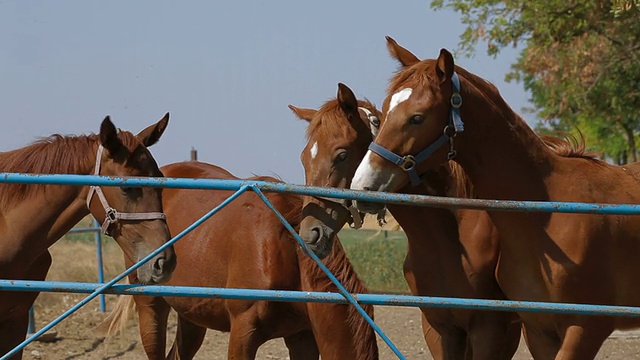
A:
[154,257,165,271]
[363,187,372,191]
[309,226,323,245]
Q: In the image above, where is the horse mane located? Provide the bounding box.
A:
[262,187,376,359]
[539,133,599,160]
[0,131,140,208]
[301,237,376,360]
[446,134,599,198]
[305,98,380,140]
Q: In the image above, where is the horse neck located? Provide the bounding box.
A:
[455,83,556,202]
[0,139,98,262]
[298,243,378,360]
[387,171,460,253]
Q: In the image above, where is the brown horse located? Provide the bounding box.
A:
[102,161,378,360]
[351,38,640,359]
[0,114,176,359]
[290,81,521,360]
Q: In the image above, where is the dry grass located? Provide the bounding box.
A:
[34,225,126,312]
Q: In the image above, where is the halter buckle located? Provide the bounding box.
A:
[450,92,462,108]
[105,208,118,223]
[400,155,417,172]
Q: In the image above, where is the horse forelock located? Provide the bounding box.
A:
[305,98,379,142]
[387,59,438,98]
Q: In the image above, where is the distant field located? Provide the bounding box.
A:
[338,228,409,293]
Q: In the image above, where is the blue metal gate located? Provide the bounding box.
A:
[2,173,640,359]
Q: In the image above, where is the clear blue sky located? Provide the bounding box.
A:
[0,1,533,184]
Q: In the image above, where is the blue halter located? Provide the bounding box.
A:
[368,72,464,187]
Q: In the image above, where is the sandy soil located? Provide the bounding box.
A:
[21,295,640,360]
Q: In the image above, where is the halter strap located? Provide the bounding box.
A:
[368,72,465,187]
[359,106,380,137]
[314,107,383,230]
[86,145,166,235]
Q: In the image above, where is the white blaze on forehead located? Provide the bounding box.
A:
[310,141,318,159]
[388,88,413,114]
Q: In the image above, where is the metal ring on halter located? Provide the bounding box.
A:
[400,155,417,172]
[450,92,462,108]
[444,125,456,138]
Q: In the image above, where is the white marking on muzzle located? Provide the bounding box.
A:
[351,151,375,191]
[388,88,413,114]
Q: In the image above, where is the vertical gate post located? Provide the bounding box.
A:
[94,219,106,312]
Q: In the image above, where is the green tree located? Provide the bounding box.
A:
[431,0,640,163]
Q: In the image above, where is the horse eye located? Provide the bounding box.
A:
[410,114,425,125]
[370,117,380,128]
[334,151,348,163]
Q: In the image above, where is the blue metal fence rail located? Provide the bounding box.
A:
[2,172,640,359]
[5,280,640,317]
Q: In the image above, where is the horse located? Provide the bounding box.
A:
[101,160,378,360]
[350,38,640,360]
[0,113,176,359]
[290,79,521,360]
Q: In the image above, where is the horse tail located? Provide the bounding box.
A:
[94,295,136,337]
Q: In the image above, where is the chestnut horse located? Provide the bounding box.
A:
[102,161,378,360]
[351,39,640,359]
[0,114,176,359]
[290,81,520,360]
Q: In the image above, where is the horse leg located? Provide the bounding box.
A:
[421,313,444,360]
[0,251,51,360]
[466,313,522,360]
[166,315,207,360]
[283,330,319,360]
[522,324,561,360]
[134,294,171,360]
[554,324,610,360]
[227,312,265,360]
[422,313,467,360]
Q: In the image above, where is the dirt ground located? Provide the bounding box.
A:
[20,294,640,360]
[16,229,640,359]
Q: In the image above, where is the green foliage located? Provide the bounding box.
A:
[339,229,410,293]
[431,0,640,163]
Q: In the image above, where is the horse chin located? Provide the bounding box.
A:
[300,227,335,260]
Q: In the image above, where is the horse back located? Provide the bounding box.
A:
[158,161,304,329]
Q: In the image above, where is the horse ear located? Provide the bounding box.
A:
[136,112,169,147]
[288,105,317,122]
[436,48,455,84]
[337,83,370,134]
[99,116,125,155]
[337,83,359,118]
[386,36,420,67]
